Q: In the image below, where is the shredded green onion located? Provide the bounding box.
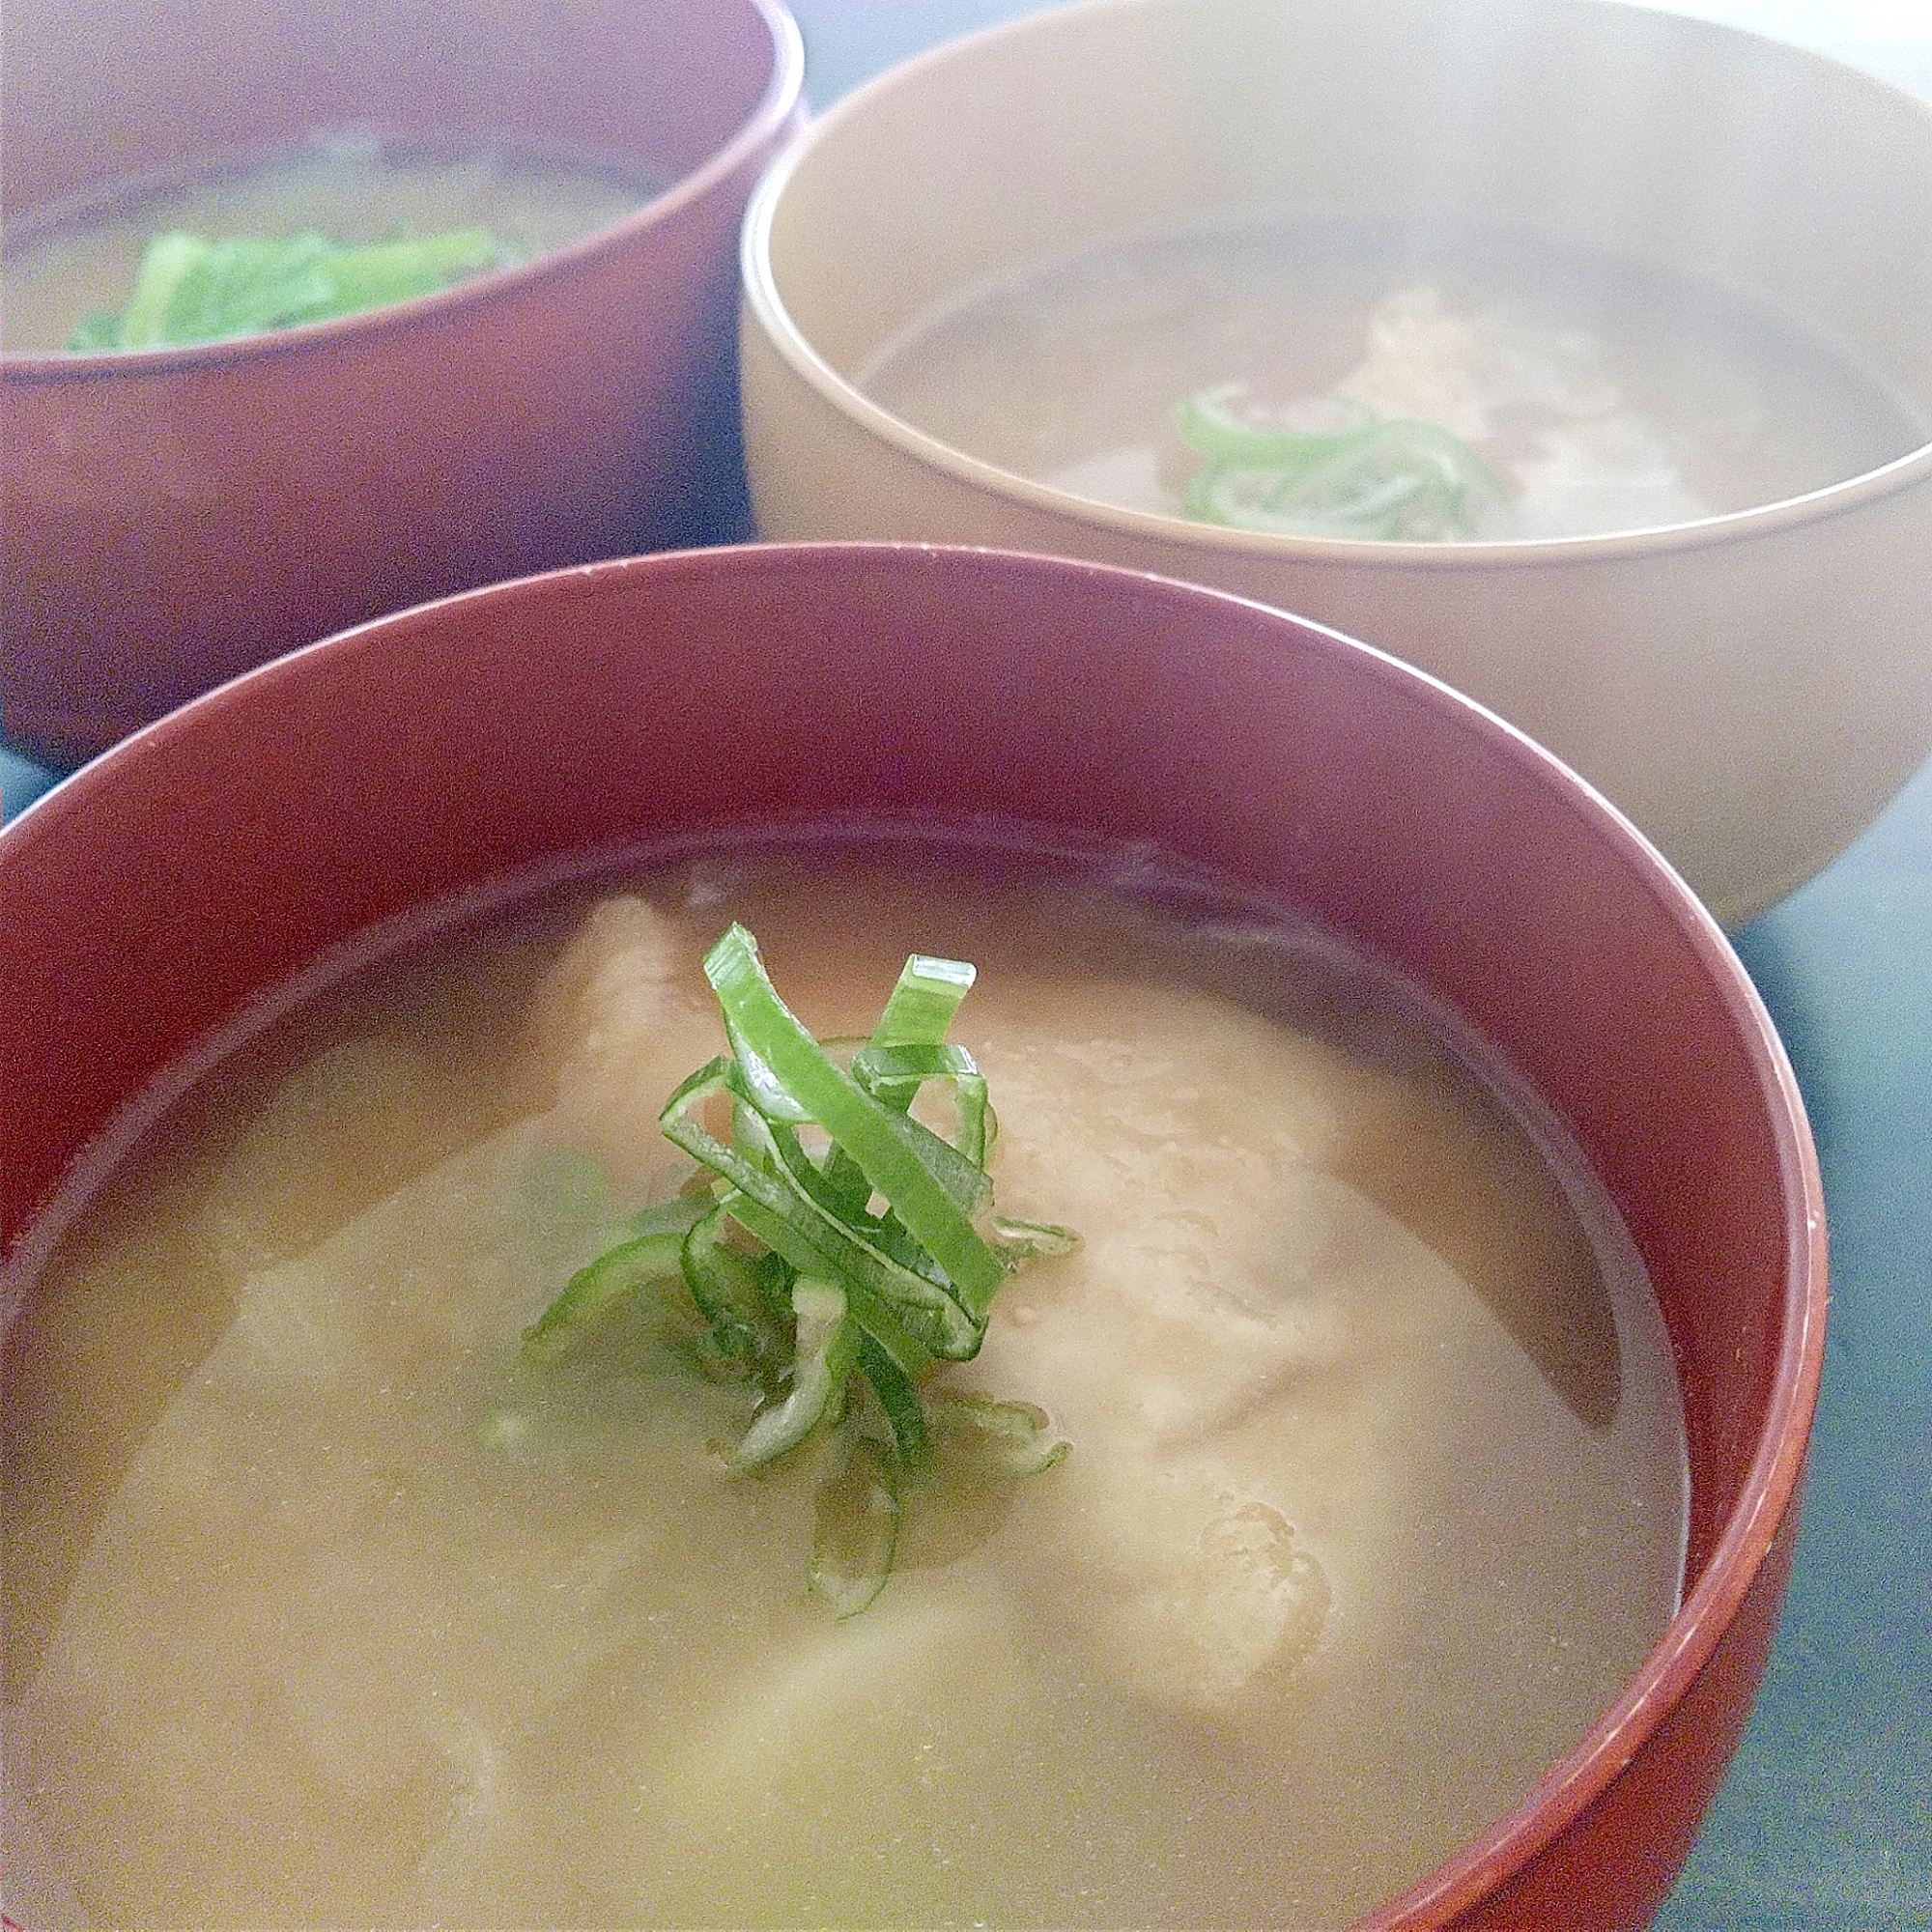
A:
[519,923,1078,1614]
[522,1229,688,1366]
[927,1392,1069,1479]
[68,225,512,351]
[733,1276,857,1471]
[810,1432,901,1619]
[1175,382,1509,540]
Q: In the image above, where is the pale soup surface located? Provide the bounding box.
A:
[1,838,1687,1928]
[2,134,659,353]
[859,217,1927,539]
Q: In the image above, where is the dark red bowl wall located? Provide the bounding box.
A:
[0,546,1824,1930]
[0,0,804,765]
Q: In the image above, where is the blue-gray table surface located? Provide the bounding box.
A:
[4,2,1926,1924]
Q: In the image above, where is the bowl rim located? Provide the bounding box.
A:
[1359,898,1826,1922]
[1,0,805,379]
[0,539,1830,1927]
[739,0,1932,569]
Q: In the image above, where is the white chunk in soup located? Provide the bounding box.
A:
[859,217,1926,540]
[2,132,661,353]
[0,836,1688,1928]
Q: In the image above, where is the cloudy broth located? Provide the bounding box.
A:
[2,133,660,353]
[1,833,1687,1928]
[860,216,1926,539]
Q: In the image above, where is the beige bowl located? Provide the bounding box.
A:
[739,0,1932,926]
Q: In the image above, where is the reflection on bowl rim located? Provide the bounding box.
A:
[3,0,804,380]
[739,0,1932,568]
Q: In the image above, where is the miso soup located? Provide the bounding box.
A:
[2,133,661,354]
[859,216,1926,540]
[1,833,1688,1928]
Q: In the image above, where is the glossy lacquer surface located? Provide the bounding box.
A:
[0,0,805,764]
[0,543,1824,1931]
[2,3,1925,1927]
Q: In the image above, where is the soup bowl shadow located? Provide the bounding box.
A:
[739,0,1932,928]
[0,0,805,769]
[0,542,1825,1928]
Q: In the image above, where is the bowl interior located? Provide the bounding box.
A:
[757,0,1932,463]
[0,543,1824,1924]
[3,0,788,242]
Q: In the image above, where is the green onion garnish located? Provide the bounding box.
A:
[68,225,512,351]
[518,925,1077,1615]
[1175,383,1509,540]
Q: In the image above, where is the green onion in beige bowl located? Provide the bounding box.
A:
[739,0,1932,927]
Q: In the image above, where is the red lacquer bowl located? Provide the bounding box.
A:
[0,0,804,767]
[0,544,1826,1927]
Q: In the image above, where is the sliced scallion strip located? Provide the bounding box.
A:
[681,1205,790,1376]
[857,1334,931,1477]
[927,1393,1069,1479]
[522,922,1077,1613]
[522,1229,687,1362]
[871,952,978,1054]
[70,224,509,353]
[663,1071,983,1360]
[810,1431,900,1620]
[1175,384,1509,540]
[989,1215,1082,1264]
[733,1277,856,1472]
[1177,382,1377,467]
[627,1194,713,1240]
[850,1042,992,1168]
[712,1181,939,1384]
[703,926,1006,1317]
[118,232,214,349]
[823,954,981,1206]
